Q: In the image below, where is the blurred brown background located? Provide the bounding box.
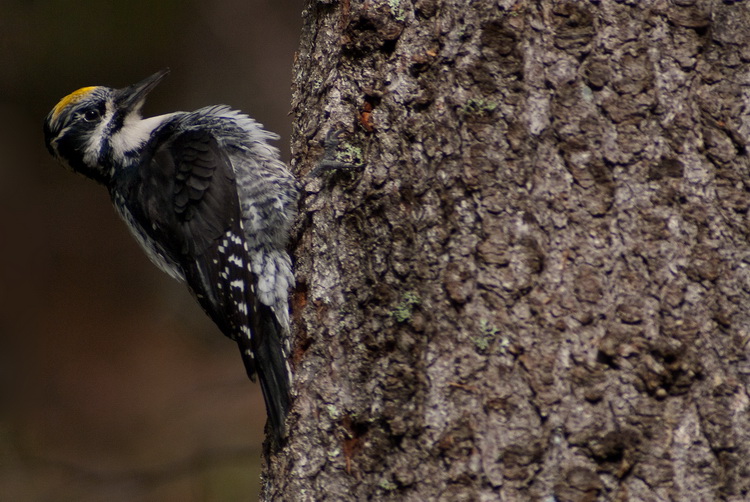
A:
[0,1,301,500]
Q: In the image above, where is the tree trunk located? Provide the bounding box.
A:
[265,1,750,500]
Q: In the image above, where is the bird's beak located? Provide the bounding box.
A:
[115,68,170,113]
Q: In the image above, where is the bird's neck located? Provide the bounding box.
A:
[104,113,179,193]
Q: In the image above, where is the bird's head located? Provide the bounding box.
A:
[44,69,170,184]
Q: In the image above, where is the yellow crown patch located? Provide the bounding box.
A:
[52,86,98,122]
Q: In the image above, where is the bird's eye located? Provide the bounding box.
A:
[83,109,101,122]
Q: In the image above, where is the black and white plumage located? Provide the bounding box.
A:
[43,69,298,441]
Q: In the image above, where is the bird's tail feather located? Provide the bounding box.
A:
[239,302,291,445]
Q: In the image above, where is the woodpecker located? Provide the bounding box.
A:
[43,69,299,441]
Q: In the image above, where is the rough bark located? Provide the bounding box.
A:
[265,1,750,500]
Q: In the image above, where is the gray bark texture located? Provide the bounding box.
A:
[264,1,750,500]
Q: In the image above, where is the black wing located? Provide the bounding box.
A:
[140,128,290,440]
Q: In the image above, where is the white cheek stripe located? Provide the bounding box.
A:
[80,110,178,171]
[110,113,177,162]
